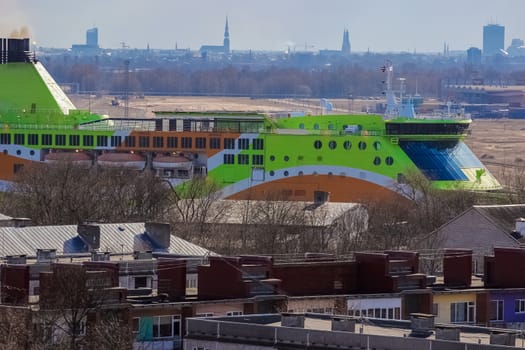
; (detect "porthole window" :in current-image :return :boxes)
[314,140,322,149]
[374,141,381,151]
[30,150,35,156]
[284,155,289,162]
[314,123,319,130]
[358,141,367,150]
[313,171,318,175]
[373,157,381,166]
[270,155,275,161]
[328,141,337,150]
[3,150,7,155]
[328,123,334,130]
[299,123,305,129]
[328,172,333,176]
[269,170,275,176]
[298,171,304,176]
[16,150,21,155]
[284,171,289,176]
[386,156,394,166]
[344,141,352,150]
[317,156,323,161]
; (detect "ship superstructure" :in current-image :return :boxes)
[0,38,500,201]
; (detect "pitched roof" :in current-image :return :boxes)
[0,222,211,258]
[175,199,363,227]
[473,204,525,233]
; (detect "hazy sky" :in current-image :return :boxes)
[3,0,525,52]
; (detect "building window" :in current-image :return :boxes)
[224,138,235,149]
[490,300,504,321]
[28,134,39,145]
[252,139,264,150]
[97,135,108,147]
[515,299,525,313]
[83,135,94,147]
[210,137,221,149]
[195,313,214,318]
[314,140,322,149]
[167,137,178,148]
[152,315,181,339]
[195,137,206,149]
[42,134,52,146]
[433,303,439,316]
[132,317,140,335]
[110,136,122,147]
[238,154,249,165]
[226,311,243,316]
[124,136,136,147]
[55,135,66,146]
[0,133,10,145]
[153,136,164,148]
[252,154,263,165]
[14,134,25,145]
[69,135,80,147]
[238,138,249,150]
[450,302,475,323]
[139,136,150,148]
[181,137,192,149]
[134,276,151,289]
[224,154,235,164]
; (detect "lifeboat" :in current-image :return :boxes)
[44,152,92,167]
[152,155,192,170]
[97,152,146,170]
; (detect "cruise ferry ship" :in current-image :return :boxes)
[0,38,500,202]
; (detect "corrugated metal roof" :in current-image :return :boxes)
[0,222,210,258]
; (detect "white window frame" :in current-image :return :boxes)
[490,300,504,321]
[450,301,475,324]
[152,315,181,339]
[515,299,525,313]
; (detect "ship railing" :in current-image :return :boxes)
[0,123,79,131]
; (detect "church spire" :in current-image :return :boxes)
[341,29,351,55]
[223,16,230,54]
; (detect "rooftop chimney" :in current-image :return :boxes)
[36,249,56,263]
[145,222,170,250]
[313,191,330,205]
[91,251,111,262]
[77,223,100,250]
[409,313,434,338]
[133,251,153,260]
[6,255,27,264]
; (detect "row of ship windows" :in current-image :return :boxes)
[224,154,264,165]
[0,133,264,150]
[314,140,381,151]
[268,154,395,166]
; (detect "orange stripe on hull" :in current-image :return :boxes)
[227,175,403,202]
[0,154,36,181]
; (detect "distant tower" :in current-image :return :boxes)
[483,24,504,56]
[341,29,351,54]
[223,16,230,54]
[467,47,482,66]
[86,27,98,47]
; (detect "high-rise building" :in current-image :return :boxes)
[86,27,99,48]
[467,47,482,66]
[483,24,504,56]
[223,17,230,54]
[341,29,351,54]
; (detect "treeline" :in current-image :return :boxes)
[42,60,449,98]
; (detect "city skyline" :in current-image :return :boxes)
[3,0,525,53]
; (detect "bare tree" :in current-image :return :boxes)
[33,264,128,350]
[0,161,171,225]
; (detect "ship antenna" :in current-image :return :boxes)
[383,60,398,119]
